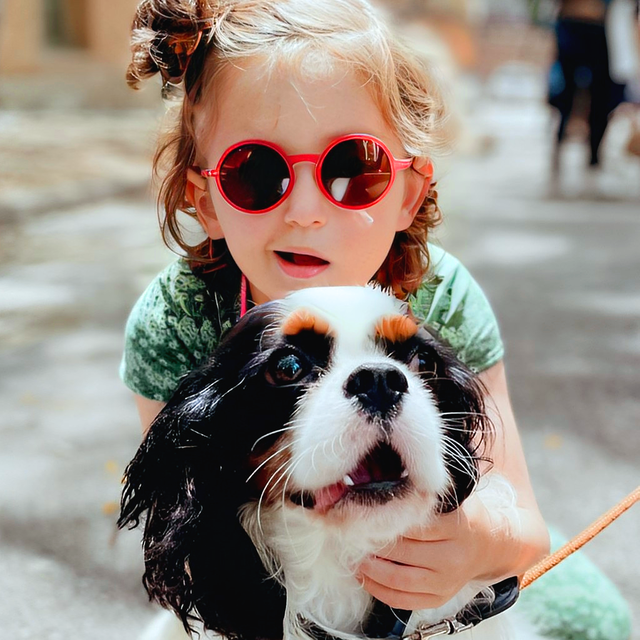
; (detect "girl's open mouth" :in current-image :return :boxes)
[275,251,330,278]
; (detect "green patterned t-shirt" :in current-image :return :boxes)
[118,249,633,640]
[120,244,504,402]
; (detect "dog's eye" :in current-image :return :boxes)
[266,351,308,385]
[408,350,437,377]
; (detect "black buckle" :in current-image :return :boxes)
[404,577,521,639]
[458,576,520,627]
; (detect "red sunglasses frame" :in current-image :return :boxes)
[200,133,413,214]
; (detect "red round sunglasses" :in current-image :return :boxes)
[199,134,413,214]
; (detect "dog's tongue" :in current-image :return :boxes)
[313,481,348,513]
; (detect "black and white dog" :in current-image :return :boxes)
[119,287,539,640]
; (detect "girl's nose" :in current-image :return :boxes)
[282,164,329,228]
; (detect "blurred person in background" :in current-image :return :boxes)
[548,0,639,178]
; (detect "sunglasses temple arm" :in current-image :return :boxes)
[201,169,219,177]
[395,158,413,171]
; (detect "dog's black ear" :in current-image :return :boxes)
[419,332,493,513]
[119,305,287,640]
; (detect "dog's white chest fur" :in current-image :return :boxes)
[238,478,543,640]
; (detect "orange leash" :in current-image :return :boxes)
[521,485,640,590]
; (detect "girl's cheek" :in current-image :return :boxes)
[353,210,374,226]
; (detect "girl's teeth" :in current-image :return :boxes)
[343,475,355,487]
[400,469,409,478]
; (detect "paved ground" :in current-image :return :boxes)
[0,89,638,639]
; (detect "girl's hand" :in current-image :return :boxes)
[357,491,517,610]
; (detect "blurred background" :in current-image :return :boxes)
[0,0,639,638]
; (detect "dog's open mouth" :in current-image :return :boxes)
[290,442,409,513]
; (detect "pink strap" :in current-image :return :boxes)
[240,273,248,318]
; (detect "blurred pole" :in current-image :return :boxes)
[86,0,138,67]
[0,0,45,72]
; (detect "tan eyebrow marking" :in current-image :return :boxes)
[281,309,331,336]
[375,314,418,342]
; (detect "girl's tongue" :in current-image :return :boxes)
[278,251,328,266]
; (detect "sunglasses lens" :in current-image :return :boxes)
[219,144,291,212]
[320,138,392,207]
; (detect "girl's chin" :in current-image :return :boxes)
[247,268,373,304]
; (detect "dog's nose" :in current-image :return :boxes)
[344,365,408,419]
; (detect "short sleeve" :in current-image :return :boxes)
[410,245,504,373]
[119,260,224,401]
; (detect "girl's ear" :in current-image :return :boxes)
[396,158,434,232]
[186,167,225,240]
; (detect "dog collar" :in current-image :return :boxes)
[301,577,520,640]
[402,577,520,639]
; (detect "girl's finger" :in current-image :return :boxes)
[371,538,451,569]
[358,572,451,611]
[358,556,436,594]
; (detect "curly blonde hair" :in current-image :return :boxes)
[128,0,453,297]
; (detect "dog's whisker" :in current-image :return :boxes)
[418,374,446,382]
[440,439,478,478]
[444,458,477,481]
[275,460,298,510]
[187,428,211,440]
[246,442,295,484]
[440,435,475,455]
[257,454,298,534]
[254,448,314,583]
[183,377,222,403]
[251,423,300,451]
[294,440,326,490]
[437,419,486,433]
[329,434,339,460]
[211,374,250,406]
[310,440,321,475]
[337,431,346,455]
[280,453,305,507]
[271,455,303,494]
[279,453,311,554]
[261,446,311,500]
[439,410,490,420]
[441,432,476,454]
[389,607,408,626]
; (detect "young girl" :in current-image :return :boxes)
[120,1,631,638]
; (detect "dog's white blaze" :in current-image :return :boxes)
[281,287,452,497]
[290,350,449,498]
[283,286,407,355]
